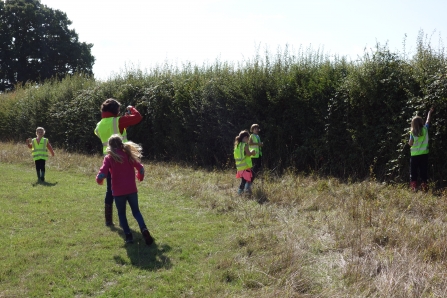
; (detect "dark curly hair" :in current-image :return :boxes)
[101,98,121,115]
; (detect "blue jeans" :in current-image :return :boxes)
[114,192,147,235]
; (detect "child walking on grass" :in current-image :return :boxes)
[96,134,154,246]
[26,127,55,182]
[409,107,434,192]
[234,130,256,195]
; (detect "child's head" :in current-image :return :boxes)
[106,134,142,163]
[101,98,121,115]
[108,134,124,151]
[234,130,250,147]
[250,124,260,133]
[411,116,424,137]
[36,127,45,136]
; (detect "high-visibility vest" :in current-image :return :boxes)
[234,142,252,171]
[31,138,49,161]
[94,117,128,155]
[249,134,262,158]
[410,126,429,156]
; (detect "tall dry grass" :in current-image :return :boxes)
[3,140,447,297]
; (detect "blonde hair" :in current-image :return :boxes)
[411,116,424,137]
[106,134,142,163]
[36,127,45,133]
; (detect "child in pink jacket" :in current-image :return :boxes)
[96,134,153,245]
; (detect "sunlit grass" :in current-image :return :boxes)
[1,141,447,297]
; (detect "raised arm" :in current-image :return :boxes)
[426,107,434,125]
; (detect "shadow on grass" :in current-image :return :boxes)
[112,228,172,271]
[252,188,269,205]
[32,180,58,187]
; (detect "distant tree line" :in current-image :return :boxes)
[0,0,94,92]
[1,34,446,186]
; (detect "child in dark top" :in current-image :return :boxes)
[96,134,153,246]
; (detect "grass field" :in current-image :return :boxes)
[2,141,447,297]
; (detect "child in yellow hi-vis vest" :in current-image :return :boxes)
[408,107,434,192]
[26,127,55,182]
[234,130,256,195]
[248,124,263,182]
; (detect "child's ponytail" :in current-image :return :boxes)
[411,116,424,137]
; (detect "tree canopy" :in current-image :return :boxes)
[0,0,95,91]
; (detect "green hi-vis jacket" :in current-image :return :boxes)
[95,117,128,155]
[249,134,262,158]
[234,142,252,171]
[410,126,429,156]
[31,138,49,161]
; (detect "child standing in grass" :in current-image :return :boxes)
[408,107,434,192]
[26,127,55,182]
[96,134,153,246]
[248,124,263,182]
[234,130,256,195]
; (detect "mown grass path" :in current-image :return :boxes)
[0,163,244,297]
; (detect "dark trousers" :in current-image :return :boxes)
[35,159,45,176]
[410,154,428,183]
[105,172,114,205]
[239,177,247,190]
[251,157,262,182]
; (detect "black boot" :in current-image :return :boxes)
[141,228,154,246]
[125,233,133,244]
[105,204,114,226]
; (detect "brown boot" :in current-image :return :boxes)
[421,182,429,192]
[105,203,114,226]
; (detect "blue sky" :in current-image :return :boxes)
[40,0,447,81]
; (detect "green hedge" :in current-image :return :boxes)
[1,38,446,185]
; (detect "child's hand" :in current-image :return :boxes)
[96,173,106,185]
[136,168,144,181]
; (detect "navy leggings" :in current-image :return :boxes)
[410,154,428,183]
[35,159,45,175]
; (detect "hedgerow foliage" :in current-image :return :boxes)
[1,33,446,184]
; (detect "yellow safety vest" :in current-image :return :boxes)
[234,142,252,171]
[249,134,262,158]
[410,126,429,156]
[31,138,48,161]
[94,117,128,155]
